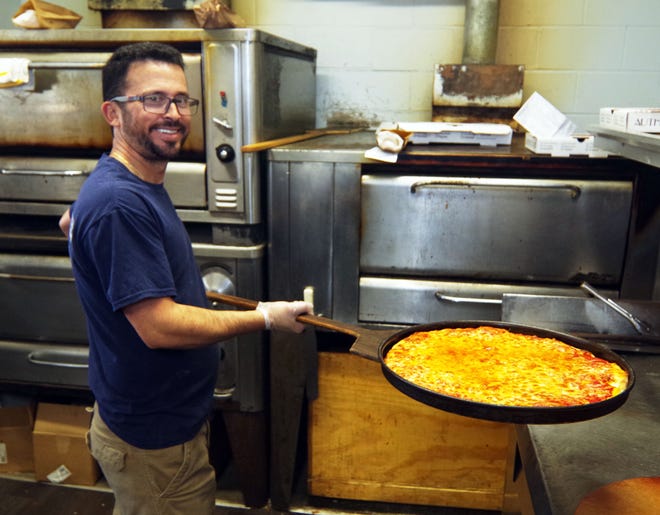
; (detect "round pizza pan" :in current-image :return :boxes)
[378,320,636,424]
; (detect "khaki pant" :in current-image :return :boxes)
[88,405,216,515]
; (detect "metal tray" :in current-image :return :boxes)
[379,321,635,424]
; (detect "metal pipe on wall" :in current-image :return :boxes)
[462,0,500,64]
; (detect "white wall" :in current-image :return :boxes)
[2,0,658,129]
[232,0,660,129]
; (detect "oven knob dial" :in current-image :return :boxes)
[201,267,236,310]
[215,144,235,163]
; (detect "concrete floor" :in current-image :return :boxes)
[0,473,497,515]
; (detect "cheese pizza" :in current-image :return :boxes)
[384,326,628,407]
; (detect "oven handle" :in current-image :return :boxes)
[1,169,88,177]
[0,272,73,283]
[28,350,88,369]
[410,180,582,199]
[28,62,104,70]
[435,292,503,305]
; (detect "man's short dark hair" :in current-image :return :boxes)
[103,42,185,101]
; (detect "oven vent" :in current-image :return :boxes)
[432,0,524,125]
[214,187,239,210]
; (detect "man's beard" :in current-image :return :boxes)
[121,109,189,161]
[140,122,188,161]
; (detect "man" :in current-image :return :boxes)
[60,42,312,515]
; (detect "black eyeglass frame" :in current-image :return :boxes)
[110,94,200,116]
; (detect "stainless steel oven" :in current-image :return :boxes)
[0,28,316,508]
[0,25,317,400]
[267,132,645,323]
[0,28,317,225]
[265,131,654,509]
[0,192,269,505]
[357,173,631,324]
[0,233,265,408]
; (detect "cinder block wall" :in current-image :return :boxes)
[234,0,660,129]
[2,1,657,129]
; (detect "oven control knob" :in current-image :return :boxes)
[215,144,235,163]
[202,268,236,310]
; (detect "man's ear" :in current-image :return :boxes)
[101,101,121,127]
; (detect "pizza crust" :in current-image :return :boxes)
[384,326,628,408]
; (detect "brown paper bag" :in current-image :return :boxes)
[193,0,246,29]
[13,0,82,30]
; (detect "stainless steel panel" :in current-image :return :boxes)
[0,244,266,410]
[267,159,361,321]
[162,162,207,208]
[0,158,95,204]
[360,175,633,285]
[203,37,316,222]
[0,158,206,209]
[0,341,89,387]
[501,294,657,336]
[359,276,588,325]
[0,254,86,343]
[592,126,660,169]
[0,29,317,54]
[0,52,204,153]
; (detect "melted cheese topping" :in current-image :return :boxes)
[384,326,628,407]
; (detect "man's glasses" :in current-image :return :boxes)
[110,94,200,116]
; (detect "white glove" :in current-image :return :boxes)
[256,301,313,333]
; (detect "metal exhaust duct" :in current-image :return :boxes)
[462,0,500,64]
[432,0,523,124]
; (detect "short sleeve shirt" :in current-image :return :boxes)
[68,154,218,449]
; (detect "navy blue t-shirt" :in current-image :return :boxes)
[68,154,218,449]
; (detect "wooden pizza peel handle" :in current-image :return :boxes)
[206,292,389,361]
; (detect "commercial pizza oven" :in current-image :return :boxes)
[267,132,648,326]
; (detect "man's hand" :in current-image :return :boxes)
[59,208,71,237]
[256,301,313,333]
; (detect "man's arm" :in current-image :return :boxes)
[124,296,312,349]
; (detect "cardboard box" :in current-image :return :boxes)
[524,132,594,157]
[32,403,100,486]
[514,92,601,157]
[600,107,660,133]
[381,121,513,146]
[0,404,35,473]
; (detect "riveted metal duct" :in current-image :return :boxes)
[462,0,500,64]
[432,0,524,124]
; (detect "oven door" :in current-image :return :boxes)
[0,157,208,214]
[0,253,89,386]
[0,243,266,411]
[359,276,619,325]
[360,175,633,285]
[0,51,203,154]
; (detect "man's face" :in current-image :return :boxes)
[114,60,192,161]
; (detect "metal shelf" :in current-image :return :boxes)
[591,126,660,168]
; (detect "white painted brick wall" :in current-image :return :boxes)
[234,0,660,129]
[2,0,657,129]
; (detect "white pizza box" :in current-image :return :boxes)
[524,132,594,157]
[514,92,599,157]
[378,121,513,147]
[599,107,660,133]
